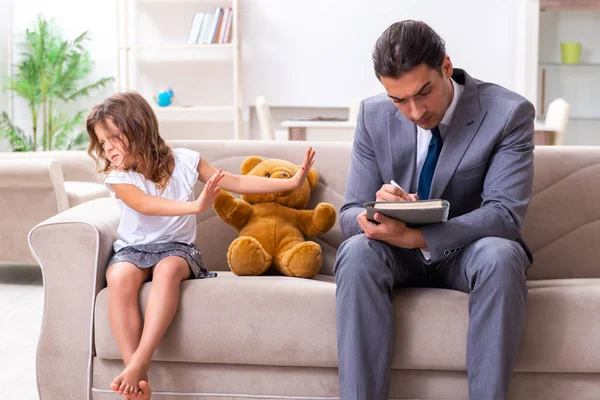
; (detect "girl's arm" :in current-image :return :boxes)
[197,147,315,194]
[110,170,224,216]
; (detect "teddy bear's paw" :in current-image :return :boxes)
[278,241,323,278]
[213,191,237,217]
[313,203,337,233]
[227,236,272,276]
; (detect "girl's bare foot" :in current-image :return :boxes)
[136,380,151,399]
[126,374,149,400]
[110,358,149,397]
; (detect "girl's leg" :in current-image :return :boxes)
[106,262,152,396]
[112,256,191,397]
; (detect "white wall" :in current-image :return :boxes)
[514,0,540,111]
[10,0,117,145]
[242,0,525,108]
[0,0,11,151]
[8,0,540,144]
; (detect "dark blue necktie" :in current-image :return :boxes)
[417,126,442,200]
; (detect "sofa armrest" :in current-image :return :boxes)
[28,197,120,400]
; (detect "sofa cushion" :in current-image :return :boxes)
[64,181,110,208]
[95,272,338,367]
[94,273,600,373]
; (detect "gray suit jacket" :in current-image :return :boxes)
[340,69,535,263]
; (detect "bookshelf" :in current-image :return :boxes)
[538,9,600,128]
[115,0,243,139]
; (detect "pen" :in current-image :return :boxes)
[390,180,413,201]
[390,180,402,189]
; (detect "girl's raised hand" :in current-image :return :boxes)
[195,169,224,213]
[292,147,315,187]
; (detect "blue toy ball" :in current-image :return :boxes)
[156,89,174,107]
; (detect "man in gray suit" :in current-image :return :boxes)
[335,20,535,400]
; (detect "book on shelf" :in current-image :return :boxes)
[363,199,450,226]
[186,7,234,45]
[187,12,205,44]
[198,12,213,44]
[208,8,223,44]
[220,8,233,44]
[216,8,231,43]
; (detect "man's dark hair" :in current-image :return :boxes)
[372,20,446,80]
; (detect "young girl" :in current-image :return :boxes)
[86,91,316,399]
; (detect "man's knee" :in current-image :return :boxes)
[465,237,528,288]
[334,234,392,281]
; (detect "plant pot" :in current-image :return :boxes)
[560,42,581,64]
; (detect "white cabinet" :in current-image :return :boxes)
[116,0,243,139]
[538,8,600,144]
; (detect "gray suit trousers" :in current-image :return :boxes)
[334,235,531,400]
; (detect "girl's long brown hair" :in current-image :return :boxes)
[86,91,173,191]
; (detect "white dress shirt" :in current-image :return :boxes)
[415,78,464,260]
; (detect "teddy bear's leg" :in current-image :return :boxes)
[275,241,322,278]
[227,236,272,276]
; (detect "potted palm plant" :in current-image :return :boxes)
[1,15,113,151]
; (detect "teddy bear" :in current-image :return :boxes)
[213,156,337,278]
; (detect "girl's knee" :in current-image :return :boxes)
[107,263,147,291]
[153,257,190,282]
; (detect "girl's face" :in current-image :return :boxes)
[95,119,130,170]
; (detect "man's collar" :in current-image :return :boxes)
[440,78,464,130]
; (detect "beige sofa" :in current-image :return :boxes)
[1,151,109,264]
[29,140,600,400]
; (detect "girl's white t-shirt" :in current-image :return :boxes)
[104,148,200,253]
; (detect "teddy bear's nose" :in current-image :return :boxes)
[280,172,289,178]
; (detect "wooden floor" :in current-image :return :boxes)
[0,264,44,399]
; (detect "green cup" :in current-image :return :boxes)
[561,42,582,64]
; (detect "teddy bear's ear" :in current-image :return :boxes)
[307,168,319,189]
[241,156,264,175]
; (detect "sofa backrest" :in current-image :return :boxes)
[0,151,101,183]
[170,141,600,280]
[0,158,69,264]
[169,140,350,276]
[522,146,600,280]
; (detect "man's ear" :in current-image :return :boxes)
[442,55,453,79]
[307,168,319,189]
[241,156,263,175]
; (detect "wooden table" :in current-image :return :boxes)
[533,121,558,145]
[280,120,357,141]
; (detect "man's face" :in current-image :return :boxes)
[380,56,453,130]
